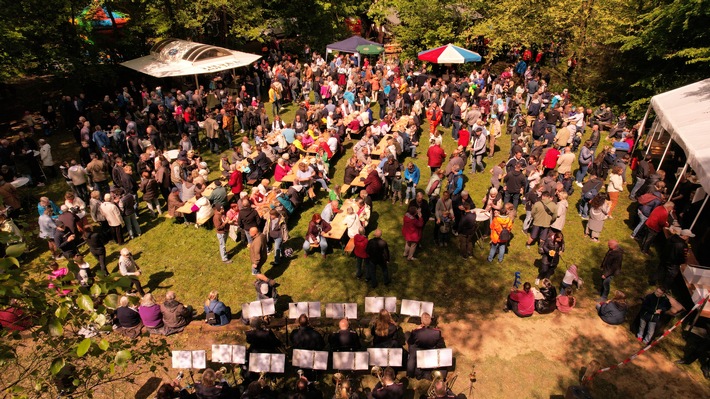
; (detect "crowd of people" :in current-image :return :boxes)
[1,42,708,395]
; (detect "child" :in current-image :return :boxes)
[74,254,93,287]
[439,210,453,246]
[391,171,403,205]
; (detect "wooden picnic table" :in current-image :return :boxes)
[255,189,280,217]
[176,181,218,215]
[392,115,411,132]
[265,131,283,146]
[321,199,358,240]
[350,160,381,188]
[371,134,393,158]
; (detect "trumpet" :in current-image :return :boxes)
[427,371,458,398]
[333,372,344,395]
[370,366,383,385]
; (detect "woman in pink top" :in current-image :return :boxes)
[505,282,535,317]
[47,261,71,296]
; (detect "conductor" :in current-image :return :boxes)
[406,313,446,379]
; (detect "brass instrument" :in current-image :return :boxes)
[333,372,344,397]
[427,371,458,398]
[370,366,383,385]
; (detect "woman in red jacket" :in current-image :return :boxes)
[228,164,243,195]
[505,282,535,317]
[353,228,369,279]
[426,142,446,174]
[402,205,424,261]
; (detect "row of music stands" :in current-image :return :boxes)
[172,346,452,373]
[241,296,434,319]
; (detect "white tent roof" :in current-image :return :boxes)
[120,39,261,78]
[650,78,710,193]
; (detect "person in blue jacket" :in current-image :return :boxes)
[204,290,231,326]
[404,162,420,203]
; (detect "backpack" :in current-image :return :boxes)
[583,188,598,201]
[499,226,512,243]
[205,304,218,325]
[637,193,659,206]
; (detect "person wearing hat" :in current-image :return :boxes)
[660,228,694,290]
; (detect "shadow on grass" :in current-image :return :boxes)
[134,376,162,399]
[146,270,174,292]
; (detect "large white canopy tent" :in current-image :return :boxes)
[637,78,710,231]
[120,38,262,84]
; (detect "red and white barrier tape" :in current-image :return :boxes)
[593,295,709,378]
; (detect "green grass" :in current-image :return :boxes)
[17,100,707,398]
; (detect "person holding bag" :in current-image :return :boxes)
[536,231,565,285]
[118,247,145,296]
[302,213,331,258]
[488,208,513,263]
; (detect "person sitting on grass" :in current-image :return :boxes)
[203,290,231,327]
[534,279,557,314]
[556,287,576,313]
[504,282,535,318]
[138,293,165,335]
[596,290,628,325]
[114,295,143,338]
[160,291,192,335]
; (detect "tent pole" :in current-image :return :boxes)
[194,74,199,90]
[657,136,673,170]
[633,106,651,154]
[690,194,709,231]
[668,162,688,198]
[645,120,660,157]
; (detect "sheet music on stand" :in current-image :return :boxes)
[241,298,276,319]
[332,351,370,370]
[288,302,322,319]
[364,297,397,313]
[292,349,329,370]
[367,348,403,367]
[416,348,452,369]
[399,299,434,317]
[172,350,207,369]
[211,344,247,364]
[248,353,286,373]
[325,303,358,319]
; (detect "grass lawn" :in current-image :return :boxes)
[15,99,710,399]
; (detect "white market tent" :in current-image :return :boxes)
[121,38,261,79]
[639,78,710,230]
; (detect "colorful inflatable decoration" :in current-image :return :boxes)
[75,1,130,32]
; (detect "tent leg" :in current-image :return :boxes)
[194,74,199,90]
[657,135,673,170]
[690,194,709,231]
[633,106,651,154]
[645,120,660,157]
[668,162,688,199]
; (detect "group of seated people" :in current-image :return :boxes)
[503,278,577,317]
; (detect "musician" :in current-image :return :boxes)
[423,380,456,399]
[333,378,358,399]
[291,314,326,350]
[406,313,446,379]
[369,367,404,399]
[371,309,399,348]
[246,317,283,353]
[242,379,276,399]
[329,318,362,351]
[290,376,323,399]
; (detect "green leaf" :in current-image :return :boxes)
[98,339,110,351]
[115,350,131,366]
[72,378,80,386]
[48,318,63,337]
[77,338,91,357]
[103,294,119,309]
[77,294,94,312]
[50,358,65,375]
[90,284,101,297]
[55,305,68,320]
[94,313,107,326]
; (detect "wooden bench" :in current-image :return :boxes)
[340,184,351,194]
[196,209,214,226]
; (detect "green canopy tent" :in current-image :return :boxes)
[356,44,384,55]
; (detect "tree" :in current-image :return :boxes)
[0,252,169,398]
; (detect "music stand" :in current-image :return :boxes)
[248,353,286,373]
[325,303,357,319]
[292,349,329,370]
[399,299,434,317]
[241,298,277,320]
[211,344,247,364]
[364,297,397,313]
[416,348,453,369]
[367,348,404,367]
[288,302,322,319]
[332,351,370,371]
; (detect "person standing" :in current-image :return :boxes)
[576,140,594,187]
[118,248,145,296]
[599,240,623,301]
[366,229,391,288]
[606,165,624,218]
[660,229,693,290]
[263,209,288,266]
[100,193,124,244]
[402,206,424,261]
[636,287,671,345]
[403,162,420,203]
[525,191,557,248]
[488,208,513,263]
[536,231,565,285]
[503,163,526,208]
[458,205,476,259]
[249,226,267,277]
[639,201,674,255]
[426,142,446,175]
[213,205,232,264]
[630,155,653,200]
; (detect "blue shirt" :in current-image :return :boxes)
[404,166,420,185]
[282,128,296,144]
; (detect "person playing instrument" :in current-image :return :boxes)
[424,379,456,399]
[371,309,399,348]
[329,318,361,351]
[370,366,404,399]
[291,314,325,350]
[406,313,446,379]
[291,374,323,399]
[246,317,283,353]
